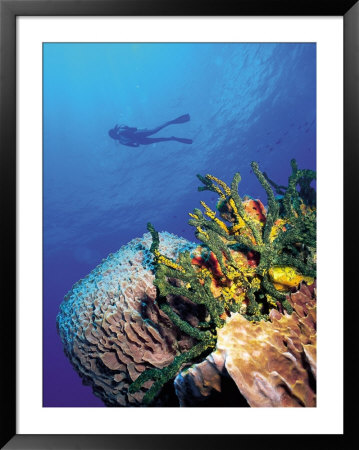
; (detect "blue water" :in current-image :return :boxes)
[43,43,316,406]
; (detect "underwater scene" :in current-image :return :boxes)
[44,43,316,407]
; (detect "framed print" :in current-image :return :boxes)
[1,0,357,448]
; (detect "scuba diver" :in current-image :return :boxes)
[108,114,193,147]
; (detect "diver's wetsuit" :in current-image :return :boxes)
[108,114,193,147]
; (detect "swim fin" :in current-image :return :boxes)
[172,137,193,144]
[170,114,190,124]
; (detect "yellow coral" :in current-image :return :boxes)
[227,198,263,246]
[266,294,277,308]
[214,218,229,234]
[196,227,209,240]
[230,223,245,234]
[201,201,216,219]
[188,212,199,220]
[230,252,256,276]
[221,282,245,306]
[269,219,287,243]
[206,174,231,197]
[268,266,314,291]
[225,267,244,281]
[228,198,243,225]
[224,263,253,284]
[154,250,185,273]
[250,276,261,291]
[200,201,230,233]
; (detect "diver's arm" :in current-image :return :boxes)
[121,126,138,133]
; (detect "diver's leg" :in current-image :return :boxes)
[171,136,193,144]
[138,137,174,144]
[136,124,173,138]
[138,114,191,137]
[139,136,192,145]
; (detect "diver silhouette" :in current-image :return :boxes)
[108,114,193,147]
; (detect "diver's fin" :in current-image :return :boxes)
[172,137,193,144]
[170,114,190,124]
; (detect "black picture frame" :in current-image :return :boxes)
[1,1,356,448]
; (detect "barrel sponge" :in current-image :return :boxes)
[174,282,316,407]
[215,282,316,407]
[57,232,197,406]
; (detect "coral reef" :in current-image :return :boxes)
[57,232,198,406]
[175,282,316,407]
[58,159,316,407]
[129,160,316,404]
